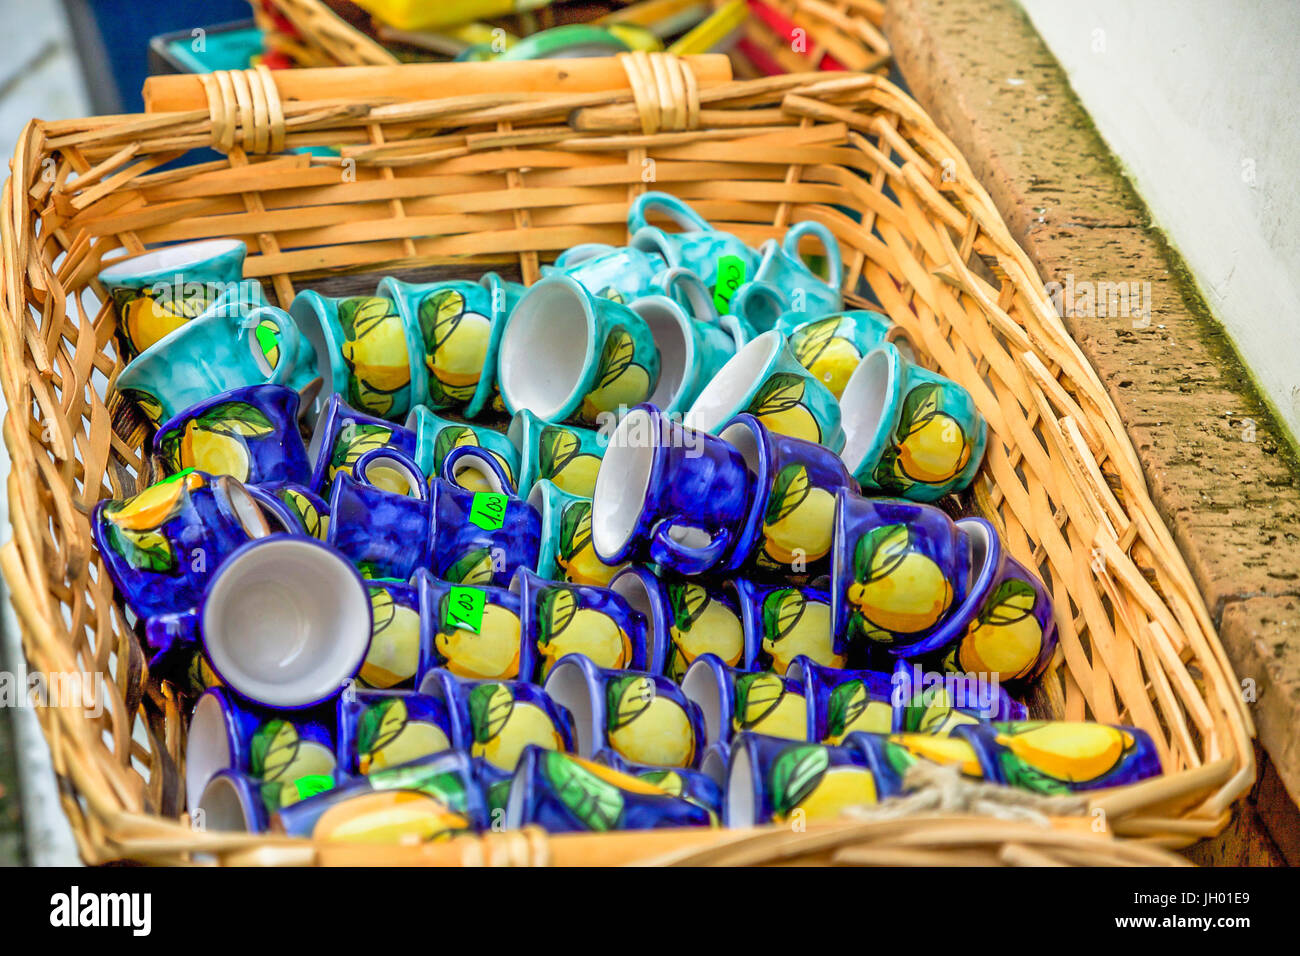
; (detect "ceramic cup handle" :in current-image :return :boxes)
[655,267,719,324]
[554,243,617,269]
[629,193,712,234]
[242,305,302,384]
[354,447,431,501]
[782,221,845,292]
[647,518,732,576]
[441,444,516,496]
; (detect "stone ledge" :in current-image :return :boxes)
[885,0,1300,810]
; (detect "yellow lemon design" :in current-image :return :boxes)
[748,373,822,444]
[419,289,491,406]
[606,675,695,768]
[359,588,421,688]
[357,699,451,775]
[469,682,563,771]
[159,400,276,484]
[761,588,843,673]
[847,524,952,639]
[536,589,632,678]
[889,733,984,776]
[875,384,971,492]
[250,720,336,789]
[179,421,250,481]
[328,422,393,485]
[957,579,1045,680]
[665,583,745,681]
[790,317,863,399]
[106,471,204,532]
[579,328,652,423]
[312,791,470,844]
[733,673,807,740]
[794,767,878,821]
[823,679,893,744]
[556,502,622,587]
[435,602,521,680]
[340,297,411,393]
[762,464,837,566]
[768,744,877,822]
[121,294,194,357]
[539,427,602,497]
[997,722,1133,783]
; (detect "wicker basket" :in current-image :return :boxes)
[250,0,891,77]
[0,53,1252,866]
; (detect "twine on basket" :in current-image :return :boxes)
[619,52,701,135]
[845,762,1090,825]
[198,65,287,154]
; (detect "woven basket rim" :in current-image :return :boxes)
[0,56,1253,865]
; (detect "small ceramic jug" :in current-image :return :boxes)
[508,408,608,499]
[409,404,519,490]
[722,732,883,826]
[777,309,915,400]
[440,444,518,495]
[528,479,627,586]
[680,654,810,747]
[413,569,527,682]
[541,243,669,304]
[336,688,463,775]
[628,293,740,415]
[729,220,845,331]
[308,392,420,495]
[428,452,541,587]
[326,449,434,581]
[194,770,271,833]
[247,482,330,541]
[955,721,1161,793]
[731,578,846,674]
[626,192,760,295]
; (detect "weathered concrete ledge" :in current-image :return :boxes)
[885,0,1300,863]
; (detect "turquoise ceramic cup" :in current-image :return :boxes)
[526,479,627,587]
[407,404,520,491]
[289,290,420,423]
[627,192,760,294]
[380,272,523,418]
[507,409,609,500]
[655,266,757,344]
[776,309,916,400]
[684,329,845,453]
[98,238,247,363]
[496,274,661,427]
[628,294,740,416]
[116,304,315,427]
[730,221,845,331]
[541,244,668,304]
[839,342,987,501]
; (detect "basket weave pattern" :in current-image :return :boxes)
[0,55,1252,864]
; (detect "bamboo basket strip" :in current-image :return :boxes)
[0,55,1252,865]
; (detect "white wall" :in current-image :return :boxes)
[1020,0,1300,444]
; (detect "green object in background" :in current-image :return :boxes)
[458,24,644,62]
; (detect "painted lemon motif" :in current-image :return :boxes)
[790,317,863,399]
[539,427,602,497]
[606,675,695,768]
[579,328,652,424]
[556,501,622,587]
[540,751,669,832]
[433,426,516,490]
[762,464,837,566]
[823,679,893,744]
[249,720,337,799]
[443,546,498,586]
[874,384,971,492]
[957,579,1045,680]
[761,588,843,673]
[277,487,327,539]
[359,587,421,688]
[159,400,275,484]
[733,672,807,740]
[101,471,205,573]
[419,289,491,407]
[312,790,470,844]
[434,600,521,679]
[665,583,745,681]
[846,524,952,641]
[535,588,632,678]
[329,421,394,485]
[338,296,410,416]
[768,744,877,822]
[887,733,984,776]
[121,388,165,426]
[356,698,451,774]
[996,722,1133,783]
[114,288,210,360]
[469,682,563,770]
[747,373,821,444]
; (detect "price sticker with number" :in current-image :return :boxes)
[469,492,508,531]
[293,774,335,801]
[444,585,486,634]
[712,254,748,313]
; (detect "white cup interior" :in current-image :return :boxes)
[718,419,760,477]
[196,774,254,832]
[684,331,781,433]
[288,295,335,405]
[543,659,596,756]
[726,745,756,826]
[498,280,592,421]
[98,238,243,281]
[699,745,729,785]
[202,538,370,708]
[632,298,692,410]
[591,408,655,559]
[839,348,895,469]
[609,570,659,656]
[448,450,508,494]
[221,478,273,539]
[360,451,423,497]
[680,660,724,744]
[185,693,231,815]
[306,397,336,467]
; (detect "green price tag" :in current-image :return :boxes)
[294,774,334,801]
[445,586,486,633]
[254,322,280,360]
[469,492,508,531]
[712,254,748,313]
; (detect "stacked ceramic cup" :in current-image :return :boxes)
[93,201,1161,844]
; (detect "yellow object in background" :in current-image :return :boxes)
[605,24,664,53]
[352,0,554,32]
[668,0,748,55]
[597,0,712,38]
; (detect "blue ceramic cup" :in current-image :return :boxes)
[731,578,846,674]
[589,404,754,574]
[715,412,856,579]
[544,655,706,769]
[428,456,541,587]
[354,579,424,690]
[116,304,315,427]
[685,329,845,452]
[505,745,714,833]
[327,449,434,581]
[496,274,661,426]
[680,654,811,748]
[194,770,272,833]
[839,342,987,501]
[336,688,462,775]
[830,490,971,655]
[724,732,882,826]
[185,686,336,816]
[419,670,575,772]
[247,482,330,541]
[414,570,527,682]
[98,238,247,363]
[91,471,271,664]
[307,392,419,495]
[154,384,311,488]
[513,567,660,680]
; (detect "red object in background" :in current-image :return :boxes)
[261,49,295,69]
[747,0,846,71]
[260,0,300,37]
[736,37,785,76]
